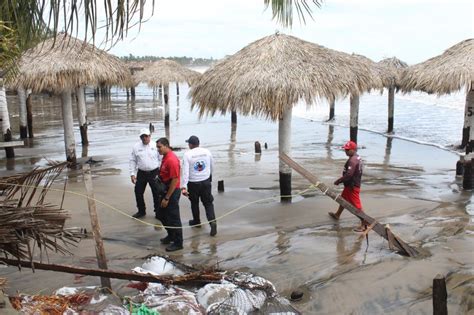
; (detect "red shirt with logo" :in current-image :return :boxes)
[160,150,181,189]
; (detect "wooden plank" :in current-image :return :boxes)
[82,164,111,290]
[279,153,418,257]
[0,141,24,148]
[433,274,448,315]
[0,258,222,285]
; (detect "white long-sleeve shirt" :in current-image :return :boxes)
[129,141,162,176]
[182,147,214,187]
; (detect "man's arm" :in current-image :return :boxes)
[334,157,357,185]
[181,152,190,189]
[129,148,138,184]
[161,177,178,207]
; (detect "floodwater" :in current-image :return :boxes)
[0,83,473,314]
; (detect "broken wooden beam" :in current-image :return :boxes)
[279,153,419,257]
[0,258,223,285]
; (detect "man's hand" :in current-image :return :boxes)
[181,187,189,197]
[160,198,169,208]
[334,179,340,185]
[131,175,137,184]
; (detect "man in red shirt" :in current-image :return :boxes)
[156,137,183,252]
[328,140,366,232]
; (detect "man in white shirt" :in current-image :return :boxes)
[181,135,217,236]
[129,128,162,219]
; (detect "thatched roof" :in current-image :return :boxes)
[191,34,382,121]
[352,53,393,88]
[400,38,473,95]
[378,57,408,88]
[134,59,202,87]
[10,33,131,93]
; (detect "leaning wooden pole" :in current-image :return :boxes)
[83,164,112,290]
[0,258,222,285]
[279,153,419,257]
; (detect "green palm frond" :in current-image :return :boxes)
[0,22,20,81]
[264,0,322,28]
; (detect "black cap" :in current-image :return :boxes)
[185,135,200,145]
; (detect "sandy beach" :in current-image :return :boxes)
[0,86,473,314]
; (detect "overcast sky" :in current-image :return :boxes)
[108,0,473,64]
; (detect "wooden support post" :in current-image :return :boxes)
[279,153,419,257]
[218,180,225,192]
[231,111,237,125]
[164,84,170,128]
[255,141,262,154]
[0,258,222,285]
[433,274,448,315]
[463,159,472,190]
[83,164,112,290]
[26,93,34,138]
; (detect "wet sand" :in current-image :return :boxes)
[0,86,473,314]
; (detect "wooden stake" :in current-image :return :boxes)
[279,153,419,257]
[433,274,448,315]
[83,164,111,289]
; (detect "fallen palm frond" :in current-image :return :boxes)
[0,162,79,260]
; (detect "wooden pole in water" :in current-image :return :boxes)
[176,82,180,96]
[279,107,292,202]
[83,164,112,290]
[461,88,473,148]
[26,92,33,138]
[18,87,28,138]
[255,141,262,154]
[76,86,89,146]
[328,97,335,121]
[432,274,448,315]
[280,153,419,257]
[466,87,474,154]
[387,86,395,133]
[60,90,77,164]
[231,111,237,125]
[0,80,14,158]
[350,94,359,143]
[164,83,170,128]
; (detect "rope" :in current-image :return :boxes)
[0,181,321,230]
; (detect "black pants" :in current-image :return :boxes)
[134,168,160,214]
[187,178,215,224]
[156,189,183,245]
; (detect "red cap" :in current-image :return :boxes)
[342,140,357,150]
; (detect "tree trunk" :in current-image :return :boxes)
[350,94,360,143]
[231,111,237,124]
[328,98,335,121]
[387,86,395,133]
[164,83,170,128]
[464,87,474,152]
[18,87,28,138]
[76,86,89,145]
[0,81,14,158]
[279,106,292,203]
[61,90,76,164]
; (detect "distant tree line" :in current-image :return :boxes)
[120,54,216,66]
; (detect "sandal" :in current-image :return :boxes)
[353,226,366,232]
[328,212,339,220]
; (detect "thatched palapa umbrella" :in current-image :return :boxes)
[135,59,201,128]
[11,33,130,161]
[191,33,381,201]
[378,57,408,133]
[401,39,474,151]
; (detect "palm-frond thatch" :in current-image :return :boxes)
[378,57,408,88]
[9,33,131,93]
[352,53,393,89]
[134,59,202,87]
[400,38,474,95]
[191,34,383,121]
[0,162,79,260]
